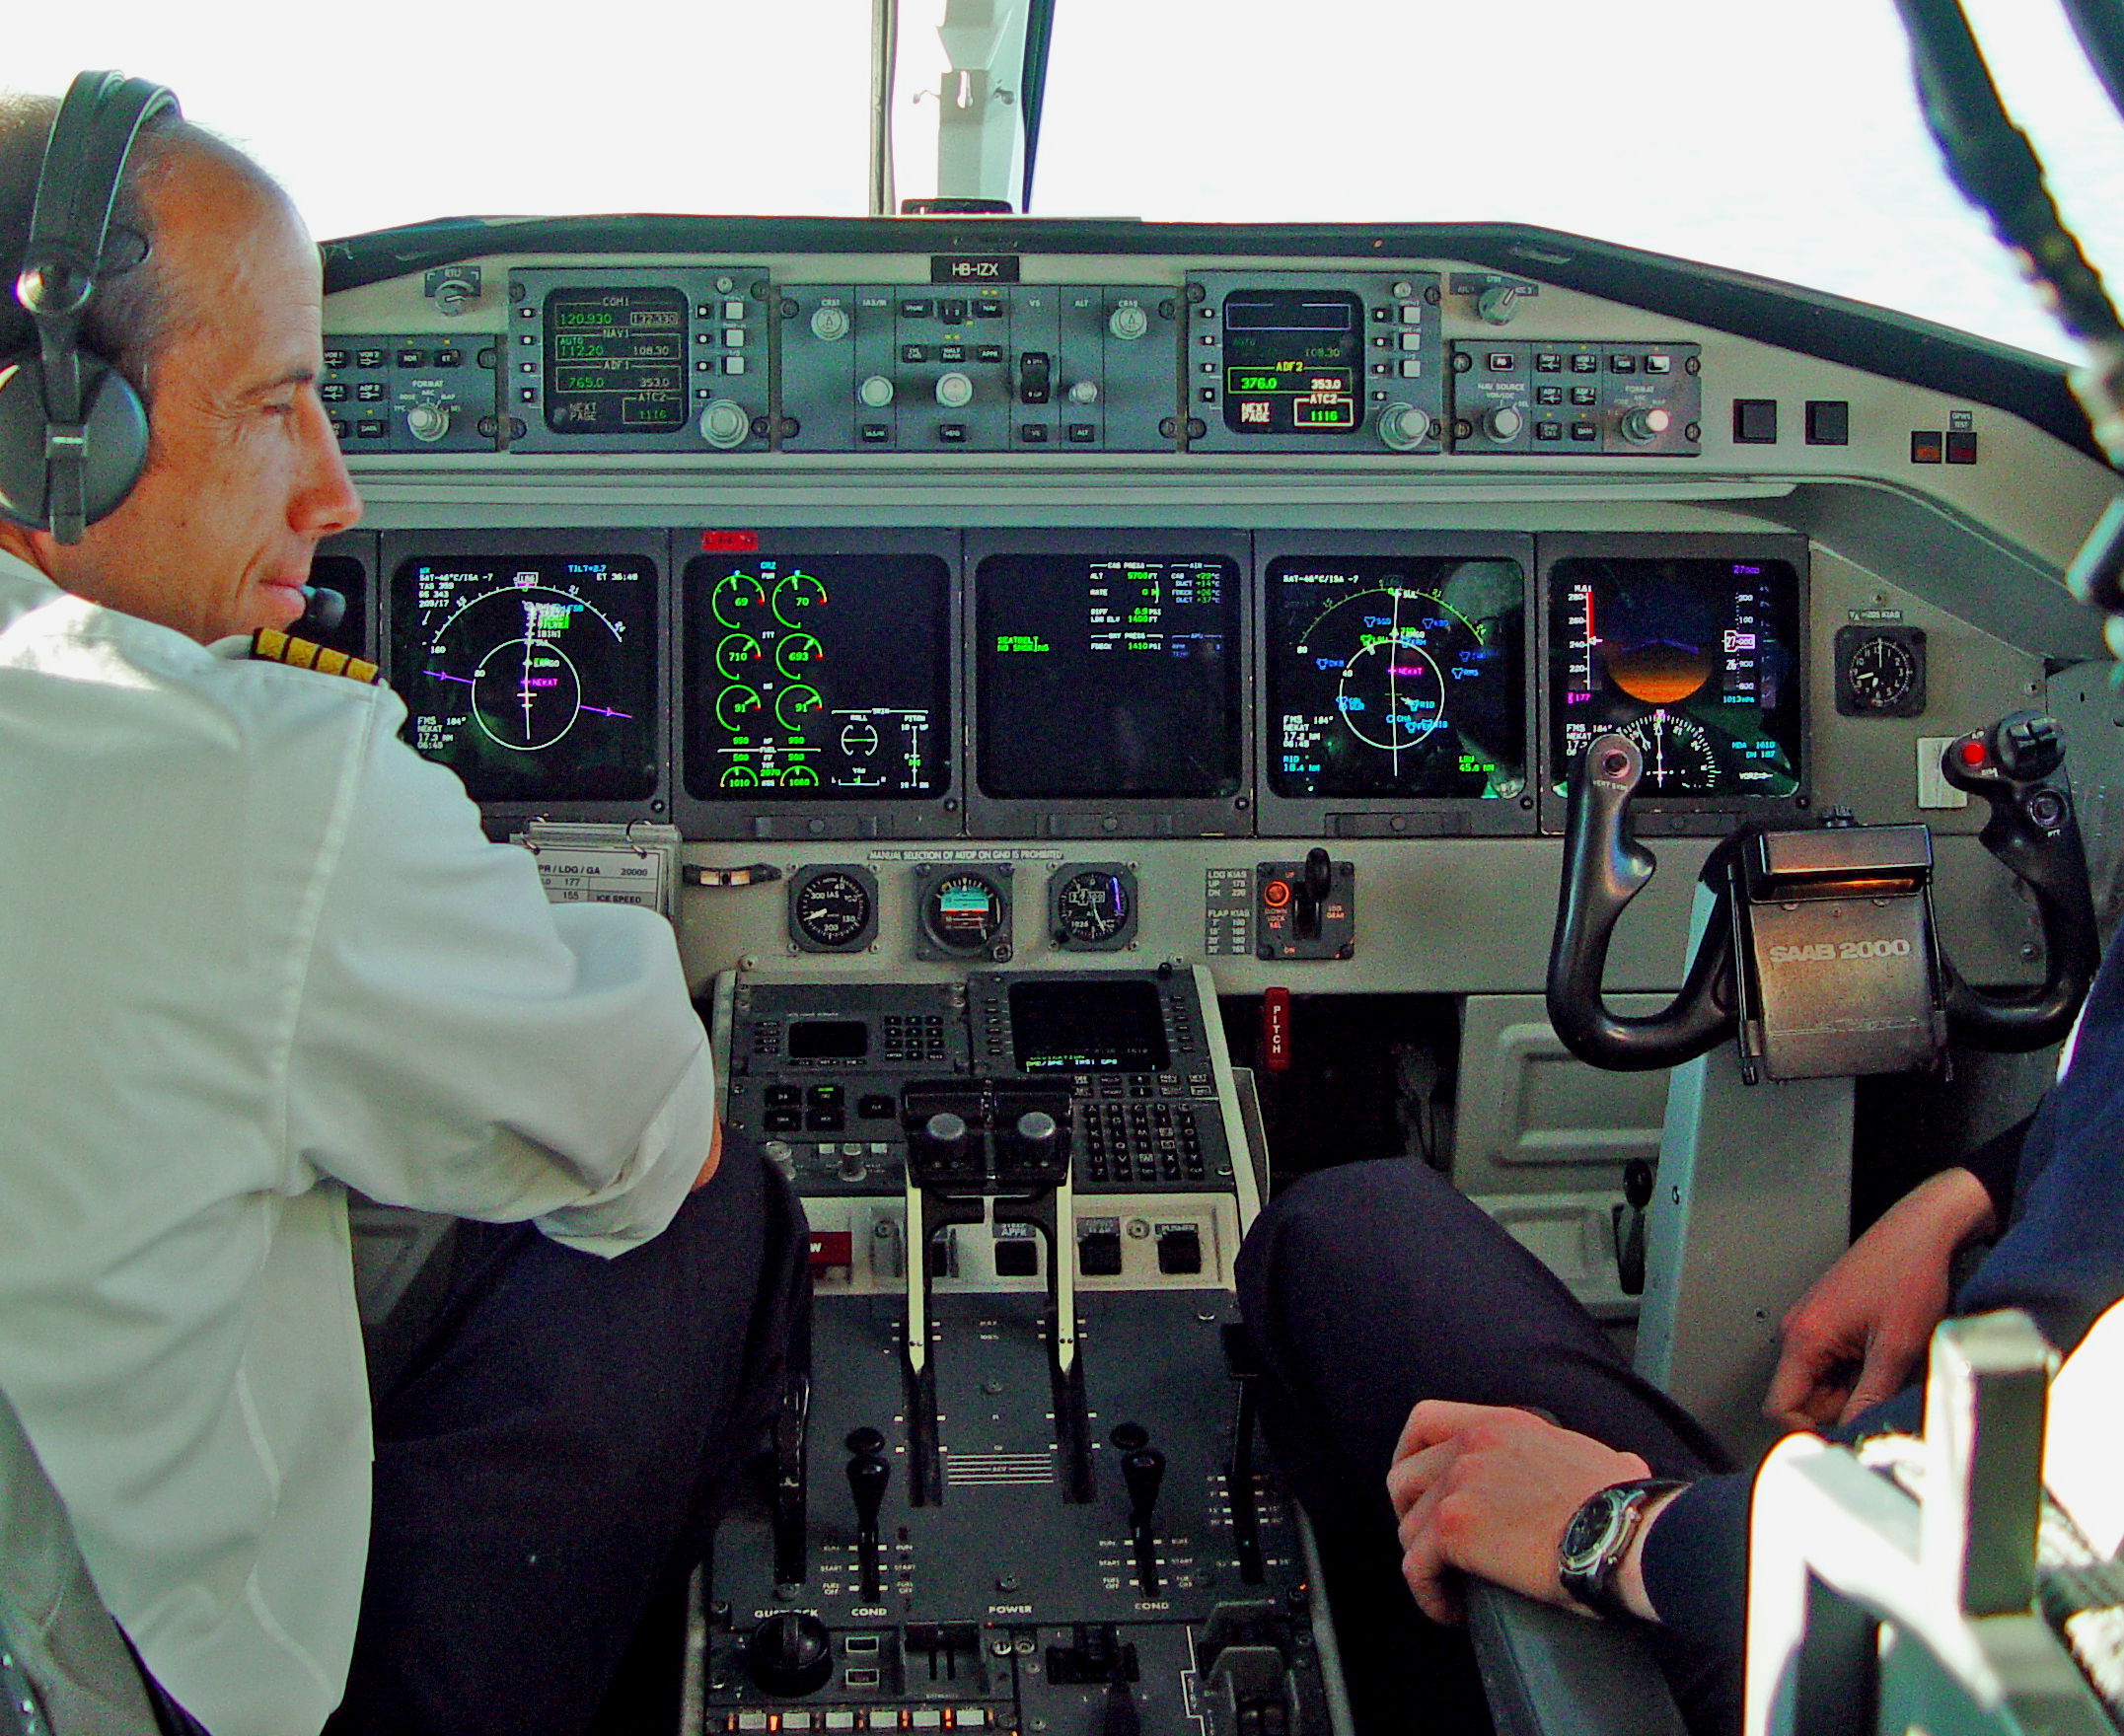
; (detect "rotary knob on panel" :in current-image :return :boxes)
[1376,402,1429,452]
[808,305,851,341]
[1619,406,1671,444]
[934,371,975,409]
[857,375,896,407]
[699,398,751,449]
[1108,304,1149,341]
[1483,405,1524,442]
[403,399,452,444]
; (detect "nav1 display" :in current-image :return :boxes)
[683,552,950,797]
[392,556,659,802]
[977,553,1241,799]
[543,287,688,434]
[1550,555,1802,797]
[1267,555,1525,798]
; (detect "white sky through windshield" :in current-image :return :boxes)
[10,0,2122,361]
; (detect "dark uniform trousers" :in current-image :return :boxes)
[1235,1158,1741,1736]
[149,1149,808,1736]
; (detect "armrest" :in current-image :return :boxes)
[1466,1582,1688,1736]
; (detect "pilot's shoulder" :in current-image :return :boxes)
[241,628,385,687]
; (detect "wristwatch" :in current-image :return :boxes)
[1557,1478,1687,1620]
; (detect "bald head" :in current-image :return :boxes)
[0,89,295,402]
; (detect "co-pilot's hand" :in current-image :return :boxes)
[1386,1400,1651,1625]
[1764,1166,1995,1431]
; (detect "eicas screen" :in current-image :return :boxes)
[977,552,1242,800]
[683,551,951,799]
[392,555,659,803]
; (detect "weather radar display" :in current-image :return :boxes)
[1549,555,1801,798]
[393,556,658,803]
[683,552,950,798]
[1267,555,1525,799]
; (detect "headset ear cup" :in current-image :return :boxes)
[76,353,151,526]
[0,346,150,532]
[0,351,48,529]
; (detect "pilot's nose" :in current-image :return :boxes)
[293,390,363,536]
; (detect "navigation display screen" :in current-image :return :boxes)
[1010,979,1170,1073]
[977,552,1241,800]
[392,556,659,802]
[683,552,950,799]
[1267,554,1526,799]
[1222,290,1363,435]
[1549,555,1802,798]
[543,286,688,434]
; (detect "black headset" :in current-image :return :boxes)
[0,70,179,543]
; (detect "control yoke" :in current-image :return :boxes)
[1548,712,2098,1078]
[1546,734,1737,1071]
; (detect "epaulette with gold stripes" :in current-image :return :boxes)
[249,628,382,686]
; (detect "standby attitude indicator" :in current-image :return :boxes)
[395,555,658,803]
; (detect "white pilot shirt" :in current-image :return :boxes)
[0,549,715,1736]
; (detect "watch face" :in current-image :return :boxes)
[1559,1486,1630,1571]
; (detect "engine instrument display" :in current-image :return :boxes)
[543,287,688,434]
[393,555,658,803]
[1549,555,1802,798]
[977,553,1241,799]
[1222,290,1364,435]
[1267,555,1526,799]
[683,552,949,799]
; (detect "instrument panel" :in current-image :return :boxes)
[312,219,2115,995]
[336,529,1815,837]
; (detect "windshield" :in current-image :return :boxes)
[12,0,2120,361]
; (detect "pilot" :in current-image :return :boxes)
[1241,896,2120,1728]
[0,83,805,1736]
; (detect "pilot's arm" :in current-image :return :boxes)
[285,686,715,1252]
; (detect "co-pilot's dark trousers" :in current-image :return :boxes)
[1235,1158,1739,1736]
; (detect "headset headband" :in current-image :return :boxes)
[11,71,178,541]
